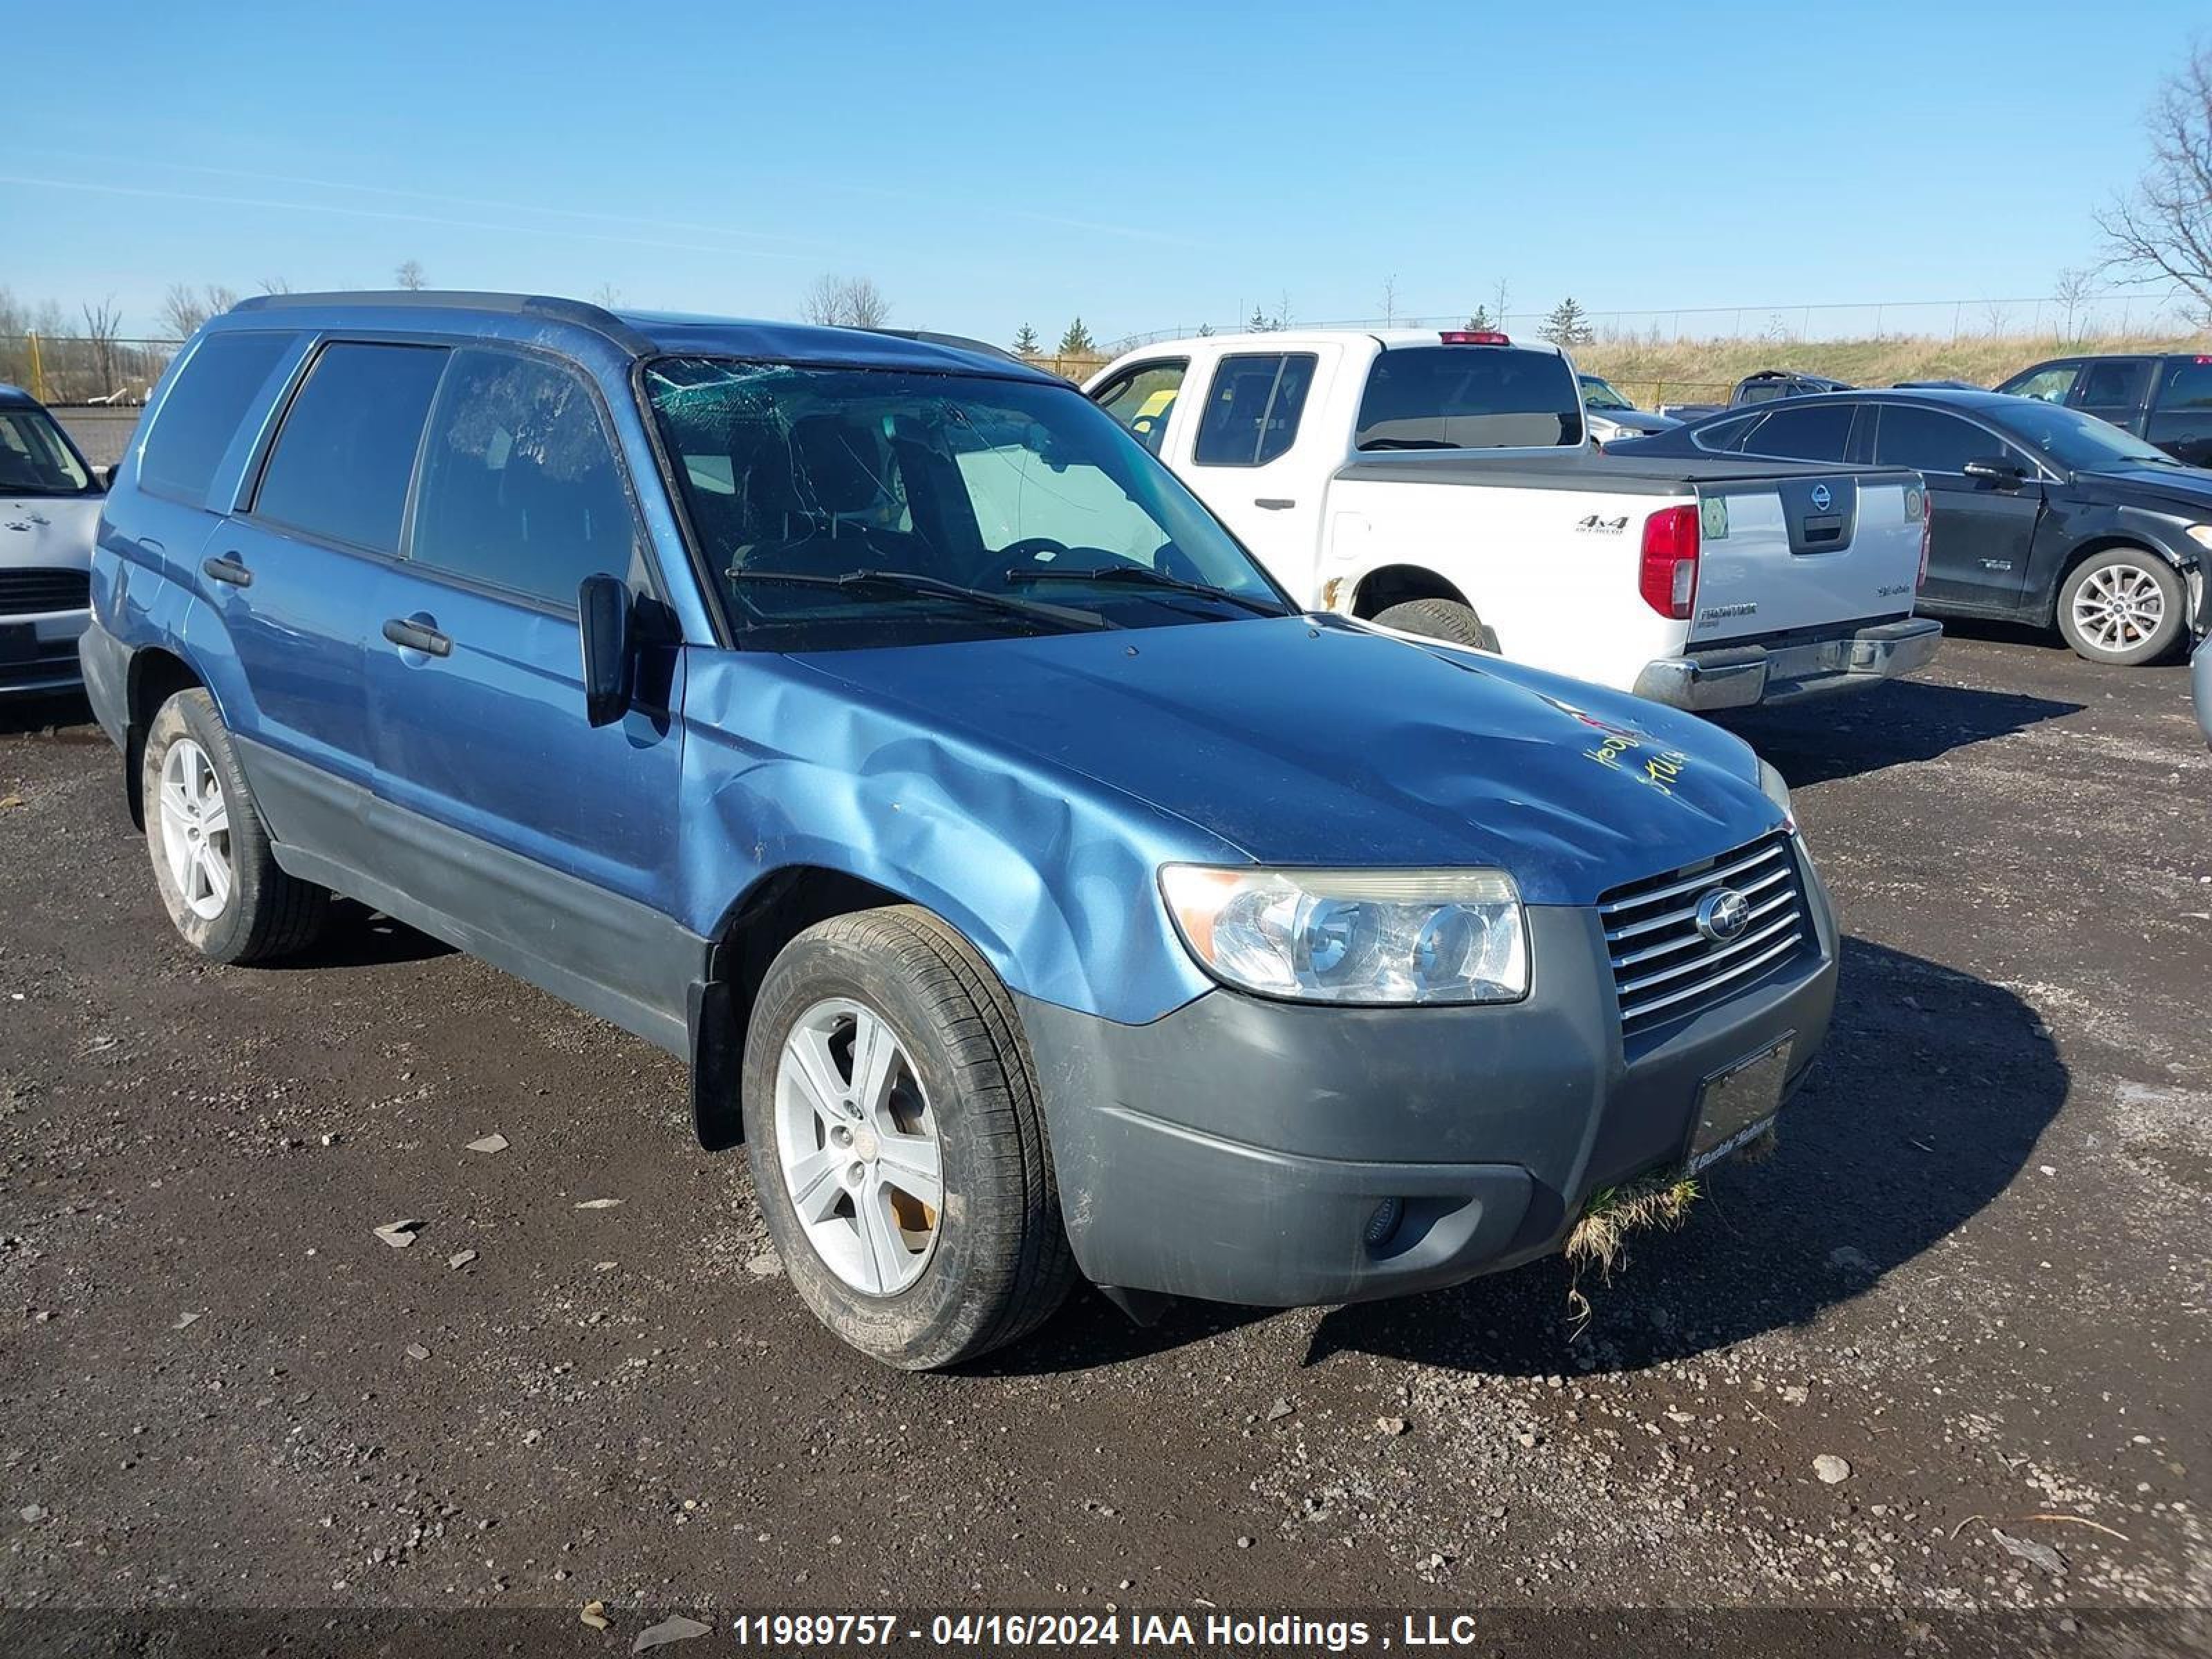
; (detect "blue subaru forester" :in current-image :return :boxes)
[84,293,1838,1367]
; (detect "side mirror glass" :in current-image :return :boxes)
[1961,456,2025,489]
[578,573,635,728]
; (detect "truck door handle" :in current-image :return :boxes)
[1255,497,1295,509]
[202,552,253,588]
[382,617,452,657]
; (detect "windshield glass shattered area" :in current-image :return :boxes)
[644,359,1287,649]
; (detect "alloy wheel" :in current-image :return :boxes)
[774,997,944,1296]
[2071,562,2166,656]
[156,737,233,921]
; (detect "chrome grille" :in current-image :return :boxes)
[0,568,89,615]
[1600,834,1809,1033]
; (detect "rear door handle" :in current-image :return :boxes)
[1255,497,1295,510]
[382,617,452,658]
[202,552,252,588]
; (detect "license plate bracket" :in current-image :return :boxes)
[1684,1033,1793,1176]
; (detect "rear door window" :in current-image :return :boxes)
[1092,360,1186,458]
[1353,346,1581,451]
[409,347,640,608]
[1195,353,1317,466]
[2073,358,2151,422]
[1871,405,1998,476]
[1739,401,1855,462]
[1691,413,1761,453]
[2152,358,2212,413]
[252,342,449,554]
[139,330,298,504]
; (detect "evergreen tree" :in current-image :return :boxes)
[1248,306,1275,333]
[1013,324,1040,357]
[1540,297,1593,346]
[1058,317,1097,355]
[1465,304,1494,331]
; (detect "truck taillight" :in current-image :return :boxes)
[1439,330,1510,345]
[1639,505,1700,619]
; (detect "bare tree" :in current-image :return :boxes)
[800,274,892,329]
[258,276,293,294]
[80,296,122,393]
[1492,278,1510,332]
[158,283,241,338]
[590,283,623,309]
[395,259,428,291]
[2053,267,2097,341]
[2097,41,2212,323]
[1982,299,2014,336]
[1380,273,1400,326]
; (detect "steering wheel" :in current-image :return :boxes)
[971,535,1074,587]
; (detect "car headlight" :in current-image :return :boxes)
[2186,524,2212,551]
[1757,758,1797,833]
[1159,865,1528,1005]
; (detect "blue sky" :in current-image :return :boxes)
[5,0,2201,342]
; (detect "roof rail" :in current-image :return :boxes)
[865,327,1027,366]
[226,290,658,355]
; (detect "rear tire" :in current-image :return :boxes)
[2056,551,2184,666]
[740,906,1077,1369]
[1371,597,1500,653]
[142,690,328,964]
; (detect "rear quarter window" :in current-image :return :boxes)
[138,330,299,504]
[1354,347,1581,451]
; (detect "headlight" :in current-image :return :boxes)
[2186,524,2212,550]
[1159,865,1528,1005]
[1757,758,1797,832]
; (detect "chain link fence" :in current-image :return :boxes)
[2,333,181,408]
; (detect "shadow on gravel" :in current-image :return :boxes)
[0,689,95,737]
[1719,677,2081,787]
[1004,935,2065,1378]
[270,899,456,971]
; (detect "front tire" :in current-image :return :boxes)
[740,906,1076,1369]
[2056,552,2184,666]
[142,690,328,964]
[1371,597,1500,653]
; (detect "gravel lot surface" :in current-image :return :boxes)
[1,627,2206,1644]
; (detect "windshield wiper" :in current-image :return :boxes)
[1004,563,1290,617]
[727,568,1117,630]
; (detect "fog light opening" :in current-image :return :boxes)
[1363,1196,1406,1254]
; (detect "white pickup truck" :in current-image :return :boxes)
[1085,330,1941,709]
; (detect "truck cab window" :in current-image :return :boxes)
[1194,353,1317,467]
[1094,361,1186,458]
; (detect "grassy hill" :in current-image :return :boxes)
[1575,330,2208,409]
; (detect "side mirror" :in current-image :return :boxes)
[1962,456,2026,490]
[95,464,118,492]
[578,573,635,728]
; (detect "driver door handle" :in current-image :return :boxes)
[1255,497,1295,509]
[382,617,452,657]
[202,552,253,588]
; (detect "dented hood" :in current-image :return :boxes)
[790,617,1785,907]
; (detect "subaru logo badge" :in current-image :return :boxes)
[1695,888,1752,944]
[1810,482,1833,512]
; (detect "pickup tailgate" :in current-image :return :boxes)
[1593,455,1927,642]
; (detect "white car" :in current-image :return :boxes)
[1,384,102,695]
[1086,330,1940,710]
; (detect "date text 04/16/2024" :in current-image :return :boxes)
[729,1611,1502,1650]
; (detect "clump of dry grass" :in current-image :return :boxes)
[1562,1172,1701,1335]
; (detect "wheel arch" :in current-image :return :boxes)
[1347,563,1474,619]
[689,865,945,1152]
[122,646,210,829]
